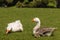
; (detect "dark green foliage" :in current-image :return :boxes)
[0,0,4,2]
[0,0,59,8]
[41,0,48,4]
[28,1,37,8]
[16,1,23,8]
[47,0,57,8]
[5,0,13,3]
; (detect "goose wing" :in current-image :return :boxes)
[37,27,56,35]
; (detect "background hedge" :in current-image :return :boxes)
[0,0,59,8]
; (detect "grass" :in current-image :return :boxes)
[0,8,60,40]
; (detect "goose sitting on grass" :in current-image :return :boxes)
[32,17,57,38]
[6,20,23,34]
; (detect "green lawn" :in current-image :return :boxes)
[0,8,60,40]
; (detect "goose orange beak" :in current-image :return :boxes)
[32,19,34,22]
[6,30,10,34]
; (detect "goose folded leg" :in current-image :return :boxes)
[34,32,40,38]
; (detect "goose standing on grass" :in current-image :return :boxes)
[32,17,57,38]
[6,20,23,34]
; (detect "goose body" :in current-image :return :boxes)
[6,20,23,34]
[32,17,56,37]
[36,27,56,36]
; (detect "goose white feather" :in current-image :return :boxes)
[6,20,23,34]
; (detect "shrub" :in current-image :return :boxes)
[0,0,4,2]
[5,0,14,3]
[28,1,37,8]
[16,1,24,8]
[47,0,57,8]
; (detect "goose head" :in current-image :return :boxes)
[32,17,40,23]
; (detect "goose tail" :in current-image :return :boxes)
[52,27,57,30]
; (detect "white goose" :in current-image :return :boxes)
[32,17,57,38]
[6,20,23,34]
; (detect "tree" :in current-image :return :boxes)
[47,0,57,8]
